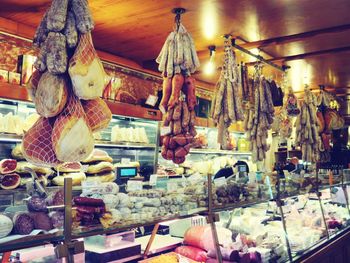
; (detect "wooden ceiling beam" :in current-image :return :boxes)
[241,23,350,49]
[197,24,350,58]
[245,45,350,64]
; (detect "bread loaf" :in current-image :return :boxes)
[86,161,114,174]
[86,171,116,183]
[52,172,86,186]
[82,149,113,163]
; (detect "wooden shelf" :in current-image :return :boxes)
[0,83,161,121]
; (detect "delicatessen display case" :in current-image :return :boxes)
[1,0,350,261]
[0,92,349,262]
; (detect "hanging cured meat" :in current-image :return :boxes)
[23,117,61,167]
[24,0,111,167]
[211,37,244,150]
[35,72,68,118]
[244,70,275,162]
[294,88,320,163]
[69,33,106,100]
[52,94,94,162]
[81,98,112,132]
[157,13,199,164]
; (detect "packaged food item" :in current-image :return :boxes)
[0,69,9,83]
[8,72,21,85]
[17,55,36,85]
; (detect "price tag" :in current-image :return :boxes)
[167,181,178,192]
[121,158,131,165]
[145,95,158,107]
[160,126,171,136]
[149,174,158,186]
[82,181,100,194]
[127,180,143,192]
[214,177,227,187]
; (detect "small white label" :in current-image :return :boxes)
[214,177,227,187]
[127,180,143,192]
[145,95,158,107]
[149,174,157,186]
[121,158,131,165]
[81,164,89,173]
[160,126,171,136]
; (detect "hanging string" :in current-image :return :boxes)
[174,12,181,32]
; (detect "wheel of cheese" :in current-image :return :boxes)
[0,214,13,238]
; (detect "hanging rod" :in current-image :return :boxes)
[231,38,290,72]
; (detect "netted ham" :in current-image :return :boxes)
[52,94,94,162]
[26,70,42,101]
[35,72,68,118]
[69,33,106,99]
[81,98,111,132]
[22,117,61,167]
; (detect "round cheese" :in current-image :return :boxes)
[0,214,13,238]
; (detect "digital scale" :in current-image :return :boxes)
[115,166,138,185]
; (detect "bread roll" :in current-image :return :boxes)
[52,172,86,186]
[82,149,113,163]
[86,171,116,183]
[86,161,114,174]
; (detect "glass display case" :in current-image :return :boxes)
[0,97,160,255]
[0,97,349,262]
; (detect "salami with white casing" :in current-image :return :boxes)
[294,87,320,162]
[156,16,199,164]
[211,37,244,150]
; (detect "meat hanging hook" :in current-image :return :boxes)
[172,7,186,32]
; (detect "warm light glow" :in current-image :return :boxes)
[250,48,260,56]
[204,49,215,75]
[288,61,313,92]
[201,1,217,39]
[204,60,215,75]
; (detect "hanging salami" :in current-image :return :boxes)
[157,11,200,164]
[211,37,244,150]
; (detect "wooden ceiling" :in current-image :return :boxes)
[1,0,350,95]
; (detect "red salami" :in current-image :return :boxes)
[0,159,17,174]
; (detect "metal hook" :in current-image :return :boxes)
[172,7,186,31]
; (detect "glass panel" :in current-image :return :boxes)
[70,176,208,239]
[216,202,289,262]
[96,115,158,145]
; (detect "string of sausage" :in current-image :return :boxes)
[211,38,244,150]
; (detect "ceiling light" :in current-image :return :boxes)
[204,45,216,75]
[202,2,217,39]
